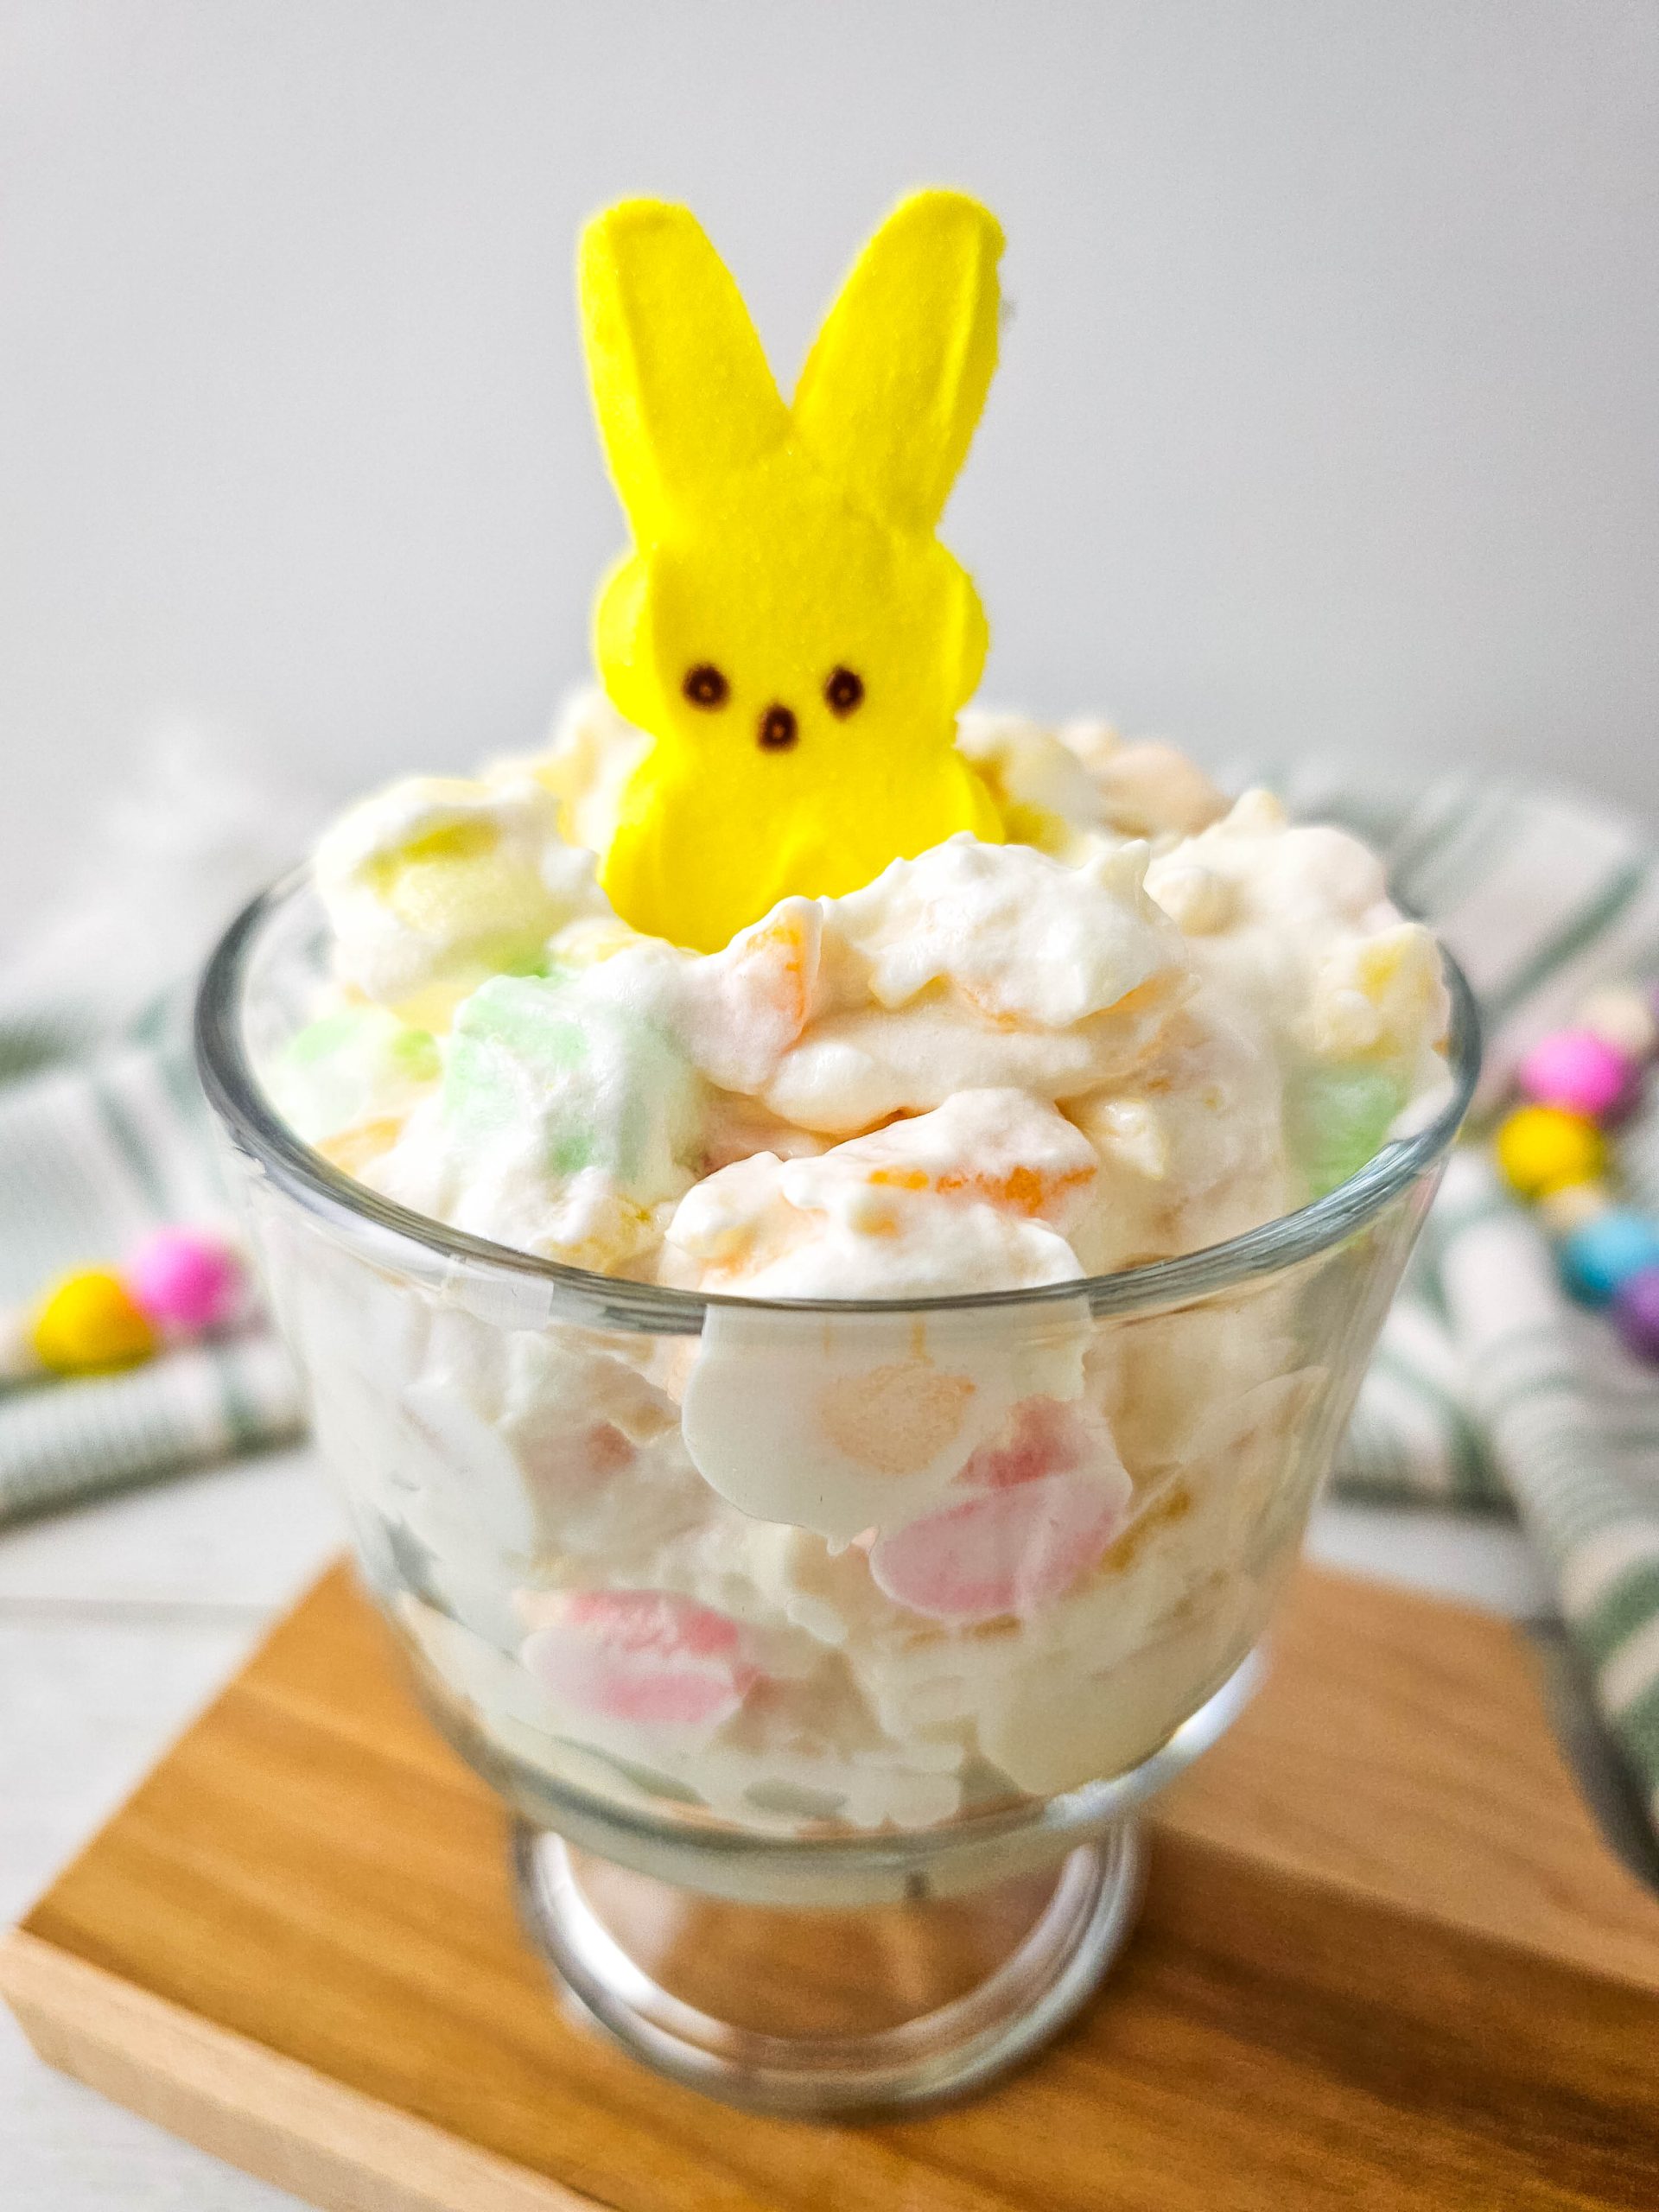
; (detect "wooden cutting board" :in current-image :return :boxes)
[5,1560,1659,2211]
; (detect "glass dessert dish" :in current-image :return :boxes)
[196,872,1479,2115]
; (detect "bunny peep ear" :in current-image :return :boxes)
[578,200,790,543]
[791,189,1003,536]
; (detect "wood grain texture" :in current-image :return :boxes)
[6,1560,1659,2212]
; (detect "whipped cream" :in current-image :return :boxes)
[261,692,1451,1836]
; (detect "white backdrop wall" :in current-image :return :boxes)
[2,0,1656,935]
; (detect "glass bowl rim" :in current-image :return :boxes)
[195,868,1482,1325]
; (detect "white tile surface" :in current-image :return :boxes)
[0,1443,1543,2208]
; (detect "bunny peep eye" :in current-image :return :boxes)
[823,665,865,717]
[683,663,730,709]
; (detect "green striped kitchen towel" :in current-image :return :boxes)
[1306,760,1659,1829]
[0,740,312,1521]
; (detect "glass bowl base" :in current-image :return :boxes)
[512,1821,1144,2116]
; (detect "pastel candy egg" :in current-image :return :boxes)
[1517,1029,1637,1122]
[31,1270,156,1374]
[521,1590,758,1734]
[1611,1263,1659,1363]
[125,1230,243,1334]
[1558,1211,1659,1306]
[1495,1105,1605,1199]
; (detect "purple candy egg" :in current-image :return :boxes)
[1516,1028,1637,1122]
[1612,1262,1659,1363]
[125,1230,242,1335]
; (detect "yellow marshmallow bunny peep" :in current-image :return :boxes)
[579,189,1006,953]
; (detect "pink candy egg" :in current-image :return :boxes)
[522,1590,759,1732]
[124,1230,244,1334]
[868,1471,1128,1623]
[1516,1029,1637,1122]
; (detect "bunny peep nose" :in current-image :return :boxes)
[577,189,1007,952]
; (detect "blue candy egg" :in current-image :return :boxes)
[1558,1210,1659,1306]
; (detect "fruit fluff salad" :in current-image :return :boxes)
[264,694,1451,1831]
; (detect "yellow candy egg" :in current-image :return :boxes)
[30,1269,156,1374]
[1495,1105,1605,1200]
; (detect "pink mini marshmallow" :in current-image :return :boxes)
[522,1590,759,1732]
[868,1396,1130,1620]
[957,1394,1091,1490]
[869,1471,1127,1622]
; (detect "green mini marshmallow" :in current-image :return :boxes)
[442,972,700,1196]
[274,1005,439,1141]
[1287,1061,1409,1200]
